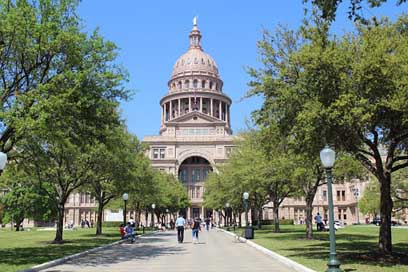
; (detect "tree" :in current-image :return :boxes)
[0,0,92,158]
[304,0,407,22]
[85,128,143,235]
[247,14,408,254]
[0,164,55,230]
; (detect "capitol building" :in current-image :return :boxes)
[143,18,235,220]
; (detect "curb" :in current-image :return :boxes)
[218,228,316,272]
[20,232,153,272]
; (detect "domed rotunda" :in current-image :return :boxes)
[143,18,235,220]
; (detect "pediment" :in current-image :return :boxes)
[167,111,224,125]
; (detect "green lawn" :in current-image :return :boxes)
[0,227,122,272]
[231,225,408,272]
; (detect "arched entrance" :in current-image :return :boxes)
[178,156,213,220]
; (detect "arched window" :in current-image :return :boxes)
[215,83,218,91]
[178,81,182,89]
[185,80,190,89]
[209,81,213,90]
[193,79,198,88]
[202,80,206,88]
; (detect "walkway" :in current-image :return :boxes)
[42,229,294,272]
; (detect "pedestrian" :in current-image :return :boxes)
[192,217,201,244]
[128,217,136,228]
[175,213,186,243]
[169,219,175,230]
[85,219,90,228]
[124,222,136,243]
[205,217,210,231]
[90,219,94,228]
[119,224,126,239]
[80,219,85,228]
[314,213,323,231]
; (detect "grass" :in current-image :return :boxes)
[0,227,122,272]
[230,225,408,272]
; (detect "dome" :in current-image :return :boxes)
[170,22,220,80]
[171,48,219,79]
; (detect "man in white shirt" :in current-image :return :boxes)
[175,214,186,243]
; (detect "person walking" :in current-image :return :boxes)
[192,217,201,244]
[205,217,210,231]
[175,214,186,243]
[314,212,323,231]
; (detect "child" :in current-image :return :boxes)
[119,224,126,239]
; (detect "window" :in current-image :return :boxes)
[342,190,346,201]
[196,186,200,198]
[179,169,188,183]
[193,79,198,88]
[336,190,341,201]
[225,147,234,157]
[184,80,189,89]
[209,81,213,89]
[322,190,327,201]
[153,149,159,159]
[192,168,201,182]
[152,148,165,159]
[202,80,205,88]
[338,208,342,220]
[178,81,182,89]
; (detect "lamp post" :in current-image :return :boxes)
[352,188,360,224]
[320,145,342,272]
[151,203,156,228]
[122,193,128,226]
[243,192,253,239]
[0,151,8,175]
[225,202,230,230]
[166,208,169,225]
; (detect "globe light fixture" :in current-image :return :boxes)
[320,145,342,272]
[0,152,7,173]
[243,192,249,200]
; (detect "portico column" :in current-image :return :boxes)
[169,100,172,120]
[210,98,213,117]
[219,100,222,119]
[189,96,192,112]
[200,97,203,113]
[178,98,181,116]
[164,103,167,121]
[226,105,229,124]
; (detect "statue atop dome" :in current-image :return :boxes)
[193,16,197,26]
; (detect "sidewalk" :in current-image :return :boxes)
[41,229,295,272]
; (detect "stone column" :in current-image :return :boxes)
[226,105,229,124]
[210,98,213,117]
[219,100,222,119]
[189,97,192,113]
[164,102,167,121]
[169,100,172,120]
[178,98,181,116]
[201,206,205,219]
[200,97,203,113]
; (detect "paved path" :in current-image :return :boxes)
[42,229,294,272]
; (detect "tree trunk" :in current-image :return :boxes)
[15,218,24,231]
[96,199,104,235]
[257,207,262,229]
[379,174,393,254]
[305,195,314,239]
[144,211,148,226]
[273,204,280,233]
[238,211,242,227]
[54,204,65,243]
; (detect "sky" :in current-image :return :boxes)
[77,0,405,140]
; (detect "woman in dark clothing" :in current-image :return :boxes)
[192,217,201,244]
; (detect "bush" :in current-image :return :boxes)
[102,221,122,228]
[260,219,294,225]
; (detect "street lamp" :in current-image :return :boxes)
[243,192,253,239]
[0,152,8,174]
[122,193,129,226]
[320,145,342,272]
[151,203,156,228]
[351,188,360,224]
[225,202,230,229]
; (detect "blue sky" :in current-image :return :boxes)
[77,1,404,140]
